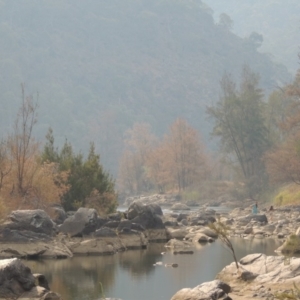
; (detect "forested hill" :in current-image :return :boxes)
[205,0,300,73]
[0,0,292,175]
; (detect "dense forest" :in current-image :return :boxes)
[205,0,300,73]
[0,0,292,177]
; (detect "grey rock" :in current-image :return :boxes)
[1,228,52,243]
[49,206,66,225]
[58,207,98,237]
[108,213,122,221]
[0,258,35,298]
[127,202,163,220]
[240,270,258,281]
[171,279,231,300]
[94,227,117,237]
[125,202,165,230]
[236,214,268,225]
[3,210,55,236]
[105,221,120,229]
[171,203,191,211]
[0,258,61,299]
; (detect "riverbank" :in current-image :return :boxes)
[1,199,300,299]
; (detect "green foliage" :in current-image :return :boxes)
[207,66,271,198]
[274,184,300,206]
[41,130,117,213]
[283,234,300,255]
[99,282,105,299]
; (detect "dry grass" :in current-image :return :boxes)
[274,183,300,206]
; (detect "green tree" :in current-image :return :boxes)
[41,127,59,163]
[41,132,117,213]
[207,66,270,197]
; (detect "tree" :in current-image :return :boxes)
[265,134,300,185]
[207,66,270,197]
[218,13,233,31]
[247,32,263,49]
[145,142,169,193]
[8,84,39,196]
[41,133,117,213]
[209,218,239,271]
[0,88,72,212]
[118,120,208,194]
[161,118,208,191]
[265,70,300,185]
[117,123,157,194]
[41,127,59,163]
[0,139,12,191]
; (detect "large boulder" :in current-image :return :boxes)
[0,258,61,299]
[58,207,98,237]
[218,253,300,286]
[127,201,163,220]
[0,228,52,243]
[68,238,120,255]
[67,234,148,255]
[166,228,189,240]
[236,214,268,226]
[118,231,148,250]
[131,210,165,229]
[94,227,118,237]
[127,203,165,230]
[171,203,191,211]
[171,279,231,300]
[2,210,55,236]
[165,238,193,250]
[0,241,72,259]
[48,206,67,225]
[189,213,216,226]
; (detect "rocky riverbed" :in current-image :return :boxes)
[1,196,300,299]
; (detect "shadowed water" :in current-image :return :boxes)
[23,237,283,300]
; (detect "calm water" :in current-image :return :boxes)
[23,237,283,300]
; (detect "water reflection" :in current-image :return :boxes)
[23,238,283,300]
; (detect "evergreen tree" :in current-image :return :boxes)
[41,131,117,213]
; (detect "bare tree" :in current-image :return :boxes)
[8,84,39,196]
[0,139,12,191]
[209,218,239,271]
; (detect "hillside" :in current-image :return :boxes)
[205,0,300,73]
[0,0,292,175]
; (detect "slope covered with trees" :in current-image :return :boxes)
[205,0,300,73]
[0,0,292,175]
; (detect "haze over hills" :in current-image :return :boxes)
[205,0,300,73]
[0,0,293,175]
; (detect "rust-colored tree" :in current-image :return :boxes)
[265,71,300,185]
[265,134,300,185]
[0,85,71,215]
[118,122,157,194]
[161,118,208,191]
[145,141,170,193]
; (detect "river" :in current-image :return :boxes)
[23,237,283,300]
